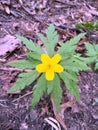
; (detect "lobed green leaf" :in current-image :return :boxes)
[38,33,53,56]
[95,62,98,70]
[8,70,39,93]
[46,80,54,94]
[60,71,78,82]
[8,60,35,69]
[85,43,98,70]
[85,43,98,57]
[46,24,58,47]
[17,35,44,54]
[31,74,47,109]
[26,52,41,61]
[51,74,62,112]
[58,33,85,55]
[61,54,89,74]
[38,24,59,56]
[60,72,80,101]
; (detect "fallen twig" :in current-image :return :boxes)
[12,91,33,103]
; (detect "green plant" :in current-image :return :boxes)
[7,24,89,112]
[85,43,98,70]
[76,21,98,31]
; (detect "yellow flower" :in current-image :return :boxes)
[36,54,64,80]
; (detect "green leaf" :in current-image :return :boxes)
[38,33,51,55]
[7,60,38,69]
[38,33,52,56]
[86,57,97,64]
[67,80,80,101]
[17,35,44,54]
[60,72,80,101]
[63,63,88,73]
[94,44,98,51]
[60,71,78,82]
[85,43,98,57]
[31,74,47,109]
[60,58,73,66]
[61,54,89,74]
[76,21,98,31]
[58,33,85,55]
[46,80,54,94]
[61,59,79,73]
[95,62,98,70]
[38,33,47,45]
[58,43,76,55]
[8,70,39,93]
[26,52,41,61]
[46,24,58,47]
[76,22,84,29]
[85,43,98,70]
[38,24,58,56]
[73,54,90,70]
[51,74,62,112]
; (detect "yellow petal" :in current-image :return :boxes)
[54,64,64,73]
[51,54,61,64]
[41,54,51,64]
[46,71,54,80]
[36,64,46,72]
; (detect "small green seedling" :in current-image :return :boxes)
[85,43,98,70]
[76,21,98,31]
[7,24,89,112]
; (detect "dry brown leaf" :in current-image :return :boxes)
[4,5,10,14]
[89,9,98,16]
[18,0,23,5]
[0,0,10,5]
[14,21,39,35]
[0,3,4,11]
[0,35,21,57]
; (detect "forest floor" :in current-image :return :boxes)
[0,0,98,130]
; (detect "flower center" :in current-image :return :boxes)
[47,64,52,70]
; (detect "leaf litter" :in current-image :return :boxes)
[0,35,21,57]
